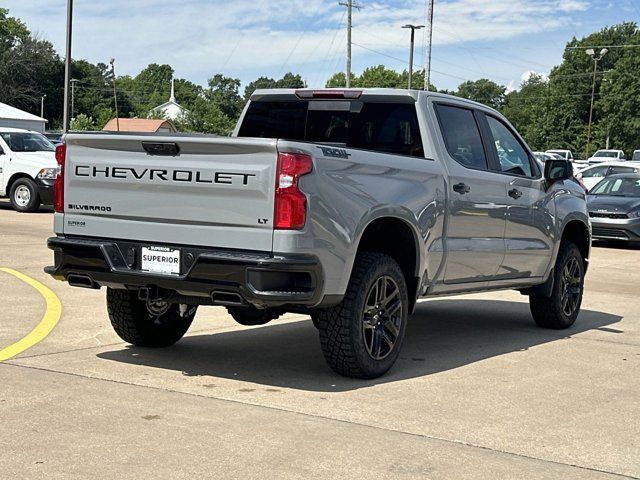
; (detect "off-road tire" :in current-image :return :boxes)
[227,306,281,326]
[315,252,408,379]
[106,288,196,347]
[530,241,584,329]
[9,177,41,212]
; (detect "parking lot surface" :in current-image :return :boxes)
[1,201,638,479]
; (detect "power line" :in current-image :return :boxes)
[566,44,640,49]
[351,42,469,81]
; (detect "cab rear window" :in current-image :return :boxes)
[238,100,424,158]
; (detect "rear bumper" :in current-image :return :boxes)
[36,178,54,205]
[591,218,640,242]
[45,236,327,308]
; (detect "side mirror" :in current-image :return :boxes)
[545,159,573,182]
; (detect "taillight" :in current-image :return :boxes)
[53,144,65,213]
[274,152,313,230]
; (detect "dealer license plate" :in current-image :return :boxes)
[141,246,181,276]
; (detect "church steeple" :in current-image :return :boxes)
[169,78,176,103]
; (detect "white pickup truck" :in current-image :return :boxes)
[0,128,59,212]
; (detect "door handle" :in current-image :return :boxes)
[453,183,471,195]
[508,188,523,199]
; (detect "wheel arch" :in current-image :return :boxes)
[354,215,422,312]
[561,219,590,272]
[7,172,35,194]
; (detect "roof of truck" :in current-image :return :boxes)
[250,88,495,111]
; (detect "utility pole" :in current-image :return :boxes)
[402,24,424,90]
[339,0,362,88]
[585,47,608,159]
[109,58,120,132]
[62,0,73,133]
[70,79,80,120]
[423,0,434,91]
[40,95,46,119]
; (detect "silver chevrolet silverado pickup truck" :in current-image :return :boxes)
[45,88,590,379]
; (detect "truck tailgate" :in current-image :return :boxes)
[61,134,277,251]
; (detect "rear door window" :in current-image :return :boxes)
[238,100,423,157]
[434,104,487,170]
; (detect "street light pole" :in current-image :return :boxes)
[585,47,608,159]
[423,0,435,91]
[70,79,79,120]
[402,24,424,90]
[40,95,46,119]
[62,0,73,133]
[109,58,120,132]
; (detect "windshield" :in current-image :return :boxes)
[590,177,640,197]
[0,132,55,152]
[547,150,567,158]
[593,150,618,158]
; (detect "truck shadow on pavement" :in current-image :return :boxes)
[98,299,622,392]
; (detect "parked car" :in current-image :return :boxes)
[587,149,626,164]
[546,149,574,161]
[588,174,640,243]
[45,88,590,379]
[44,132,63,145]
[0,127,58,212]
[575,162,640,191]
[533,151,562,163]
[632,150,640,162]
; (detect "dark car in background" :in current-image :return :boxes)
[588,174,640,243]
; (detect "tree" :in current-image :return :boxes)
[0,7,28,48]
[325,66,437,90]
[502,74,549,150]
[539,22,639,156]
[597,29,640,154]
[0,9,63,124]
[326,72,348,88]
[455,79,506,110]
[176,73,244,135]
[70,113,96,131]
[244,72,305,100]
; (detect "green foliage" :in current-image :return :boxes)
[0,8,28,48]
[519,22,640,155]
[70,113,96,131]
[244,72,305,100]
[0,9,63,122]
[501,74,549,149]
[456,79,506,110]
[325,66,436,91]
[595,29,640,155]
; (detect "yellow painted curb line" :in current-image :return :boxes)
[0,268,62,361]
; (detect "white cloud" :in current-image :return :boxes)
[2,0,589,88]
[521,70,549,83]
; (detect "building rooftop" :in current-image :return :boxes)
[0,102,46,122]
[102,118,177,133]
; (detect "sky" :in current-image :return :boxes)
[3,0,639,93]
